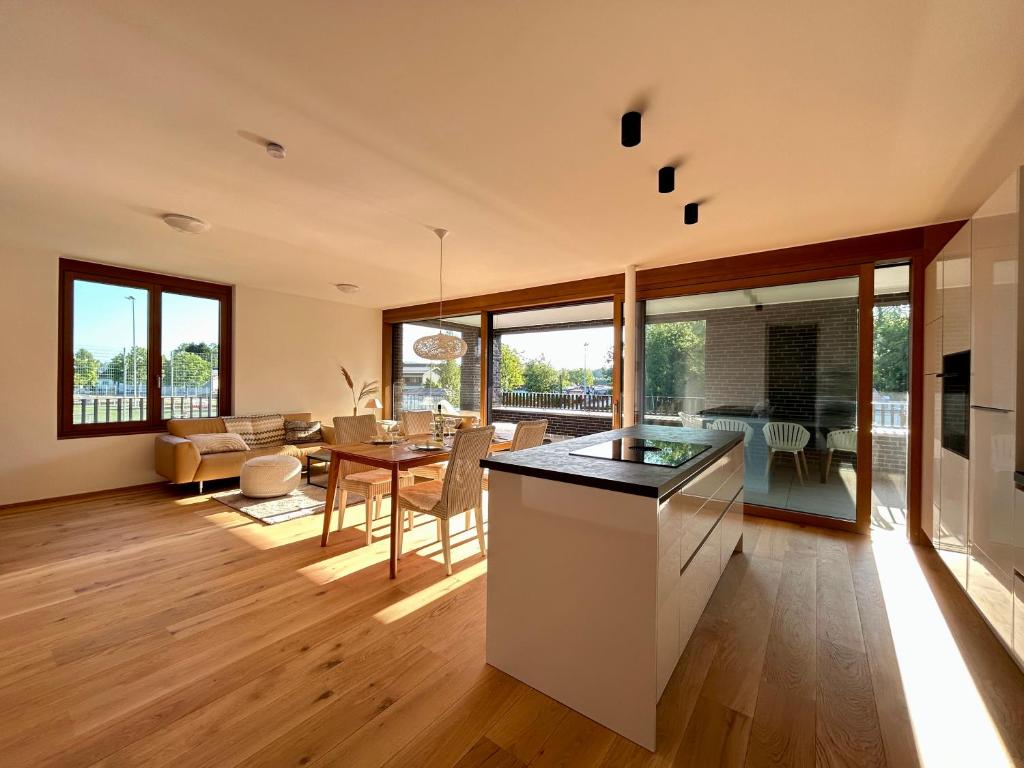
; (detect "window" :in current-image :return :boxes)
[391,316,482,420]
[59,259,232,438]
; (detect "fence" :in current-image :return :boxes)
[496,391,908,428]
[71,395,220,424]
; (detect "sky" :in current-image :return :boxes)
[73,280,220,361]
[402,322,613,370]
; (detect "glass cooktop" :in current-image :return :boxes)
[569,438,712,468]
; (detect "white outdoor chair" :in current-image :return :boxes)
[822,428,857,483]
[762,421,811,485]
[709,418,754,446]
[396,426,495,576]
[678,412,705,429]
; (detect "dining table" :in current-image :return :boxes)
[319,430,513,578]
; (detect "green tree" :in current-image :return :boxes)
[175,341,218,359]
[73,348,100,388]
[163,350,212,390]
[104,346,148,391]
[523,356,560,392]
[563,367,596,387]
[644,321,706,398]
[499,344,526,391]
[425,359,462,404]
[873,304,909,392]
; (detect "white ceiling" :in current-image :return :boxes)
[1,2,1023,310]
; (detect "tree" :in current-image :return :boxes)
[499,344,525,391]
[104,346,148,392]
[523,356,560,392]
[73,348,100,388]
[644,320,706,398]
[563,367,596,387]
[425,359,461,404]
[175,341,218,359]
[163,350,212,392]
[873,304,909,392]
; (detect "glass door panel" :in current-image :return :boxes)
[642,275,861,522]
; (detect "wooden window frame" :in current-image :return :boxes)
[58,258,233,439]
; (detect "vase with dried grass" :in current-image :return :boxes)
[340,366,380,416]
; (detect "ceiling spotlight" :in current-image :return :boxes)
[658,166,675,194]
[335,283,360,294]
[162,213,211,234]
[621,111,641,147]
[266,141,286,159]
[683,202,699,225]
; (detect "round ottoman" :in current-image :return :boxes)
[240,455,302,498]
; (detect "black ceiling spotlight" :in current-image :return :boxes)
[658,166,675,193]
[683,202,699,225]
[621,111,642,147]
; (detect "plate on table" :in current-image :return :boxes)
[366,437,403,445]
[410,443,444,451]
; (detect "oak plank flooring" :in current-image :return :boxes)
[2,488,1024,767]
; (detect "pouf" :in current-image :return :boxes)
[240,455,302,498]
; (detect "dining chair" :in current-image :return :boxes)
[396,425,495,576]
[401,410,447,481]
[709,418,754,446]
[332,415,413,545]
[822,428,857,483]
[762,421,811,485]
[481,419,548,492]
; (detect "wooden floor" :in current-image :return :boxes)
[2,485,1024,768]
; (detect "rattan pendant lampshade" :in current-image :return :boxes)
[413,228,468,361]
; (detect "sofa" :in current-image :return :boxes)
[154,412,336,490]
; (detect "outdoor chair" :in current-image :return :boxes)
[762,421,811,484]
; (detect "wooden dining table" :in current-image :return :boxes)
[318,431,512,578]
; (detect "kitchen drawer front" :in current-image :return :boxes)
[967,545,1014,649]
[677,445,742,502]
[678,522,722,659]
[720,490,744,571]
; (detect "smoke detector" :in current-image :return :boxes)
[335,283,360,294]
[162,213,211,234]
[266,141,286,159]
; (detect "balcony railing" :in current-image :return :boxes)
[71,395,219,424]
[494,391,908,429]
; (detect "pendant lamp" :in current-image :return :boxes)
[413,228,468,361]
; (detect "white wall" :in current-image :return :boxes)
[0,245,381,506]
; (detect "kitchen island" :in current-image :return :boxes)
[480,424,744,751]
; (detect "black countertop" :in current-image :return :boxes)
[481,424,742,500]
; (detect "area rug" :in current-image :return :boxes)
[213,484,365,525]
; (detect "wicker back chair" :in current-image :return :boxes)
[397,425,495,575]
[331,415,412,545]
[400,410,433,436]
[511,419,548,451]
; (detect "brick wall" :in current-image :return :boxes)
[490,407,612,438]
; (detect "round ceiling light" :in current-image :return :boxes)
[266,141,286,159]
[335,283,360,294]
[162,213,211,234]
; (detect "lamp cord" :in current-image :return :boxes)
[438,234,443,333]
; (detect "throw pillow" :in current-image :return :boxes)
[222,416,255,447]
[249,413,286,448]
[190,432,249,455]
[284,419,322,443]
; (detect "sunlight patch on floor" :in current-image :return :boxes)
[870,535,1014,768]
[373,559,487,624]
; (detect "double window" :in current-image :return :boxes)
[58,259,232,438]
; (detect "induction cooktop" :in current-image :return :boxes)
[568,438,712,468]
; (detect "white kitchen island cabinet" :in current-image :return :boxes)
[482,425,744,751]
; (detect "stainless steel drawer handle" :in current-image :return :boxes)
[969,405,1012,413]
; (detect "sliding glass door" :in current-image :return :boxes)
[640,272,867,526]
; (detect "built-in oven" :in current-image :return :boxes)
[941,350,970,459]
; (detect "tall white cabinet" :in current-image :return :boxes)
[925,166,1023,671]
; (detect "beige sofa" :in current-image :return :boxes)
[154,412,336,490]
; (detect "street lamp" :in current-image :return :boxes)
[125,296,136,399]
[583,341,590,393]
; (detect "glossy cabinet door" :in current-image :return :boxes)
[968,408,1016,579]
[968,545,1014,649]
[942,221,972,355]
[1013,488,1024,667]
[925,256,942,323]
[921,373,939,540]
[938,449,969,588]
[923,319,942,375]
[970,169,1020,411]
